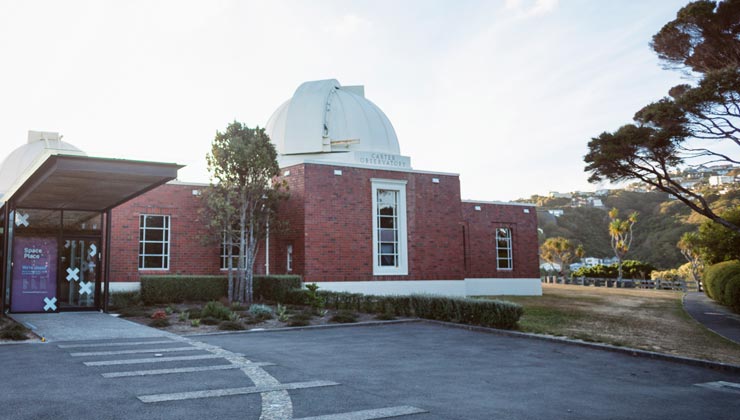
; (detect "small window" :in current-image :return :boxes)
[220,232,239,270]
[139,215,170,270]
[496,227,513,270]
[286,245,293,272]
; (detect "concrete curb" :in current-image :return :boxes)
[421,319,740,374]
[186,318,421,337]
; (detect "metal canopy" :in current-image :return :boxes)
[6,155,183,211]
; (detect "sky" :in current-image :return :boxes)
[0,0,691,201]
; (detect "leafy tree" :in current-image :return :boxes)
[678,231,705,290]
[540,237,576,278]
[608,208,638,282]
[584,0,740,234]
[204,121,286,304]
[696,207,740,264]
[575,244,585,263]
[650,0,740,73]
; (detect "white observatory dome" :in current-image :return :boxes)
[0,131,86,199]
[266,79,401,158]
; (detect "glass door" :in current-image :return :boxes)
[58,238,100,310]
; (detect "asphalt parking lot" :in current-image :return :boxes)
[1,322,739,420]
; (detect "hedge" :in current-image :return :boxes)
[572,260,656,279]
[139,275,301,304]
[704,260,740,312]
[283,289,523,330]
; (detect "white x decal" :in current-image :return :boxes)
[66,267,80,282]
[15,213,29,227]
[43,297,57,311]
[79,281,92,295]
[89,243,97,257]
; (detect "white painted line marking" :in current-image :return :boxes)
[102,362,275,378]
[695,381,740,393]
[138,380,339,403]
[70,347,198,357]
[59,340,177,349]
[294,406,428,420]
[84,354,233,366]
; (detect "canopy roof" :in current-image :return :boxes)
[4,155,182,211]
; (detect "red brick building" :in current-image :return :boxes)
[108,79,541,296]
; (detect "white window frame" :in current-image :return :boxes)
[138,214,170,270]
[286,244,293,272]
[220,231,239,271]
[371,179,408,276]
[496,227,513,270]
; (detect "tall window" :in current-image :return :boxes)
[496,227,513,270]
[372,179,408,275]
[139,215,170,270]
[220,232,239,270]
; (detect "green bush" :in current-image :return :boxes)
[330,310,358,323]
[288,310,313,327]
[704,260,740,312]
[253,275,302,302]
[218,320,245,331]
[0,323,29,340]
[140,276,227,304]
[139,275,302,304]
[248,304,273,317]
[201,301,232,321]
[109,291,141,308]
[201,316,220,325]
[299,290,523,329]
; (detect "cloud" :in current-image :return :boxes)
[324,14,373,36]
[505,0,559,17]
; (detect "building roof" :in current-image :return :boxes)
[265,79,400,157]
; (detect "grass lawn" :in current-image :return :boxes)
[488,284,740,365]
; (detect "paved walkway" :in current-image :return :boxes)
[684,292,740,344]
[10,312,174,342]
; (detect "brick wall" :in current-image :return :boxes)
[461,202,539,279]
[279,163,465,282]
[110,183,221,283]
[109,168,540,286]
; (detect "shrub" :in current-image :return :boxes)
[186,308,202,319]
[201,301,232,321]
[150,310,167,320]
[139,275,302,304]
[178,312,190,322]
[190,319,201,327]
[288,311,313,327]
[276,304,289,322]
[375,311,396,321]
[200,316,220,325]
[109,291,141,309]
[330,310,358,323]
[573,260,656,280]
[253,275,302,302]
[704,260,740,312]
[314,291,522,329]
[248,304,273,318]
[218,320,245,331]
[305,283,325,313]
[148,318,170,328]
[140,275,227,304]
[0,323,28,340]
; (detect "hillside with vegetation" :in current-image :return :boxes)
[524,189,740,270]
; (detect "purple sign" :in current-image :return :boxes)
[11,237,58,312]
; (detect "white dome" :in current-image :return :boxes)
[266,79,400,156]
[0,131,86,198]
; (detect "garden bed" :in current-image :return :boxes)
[114,301,393,335]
